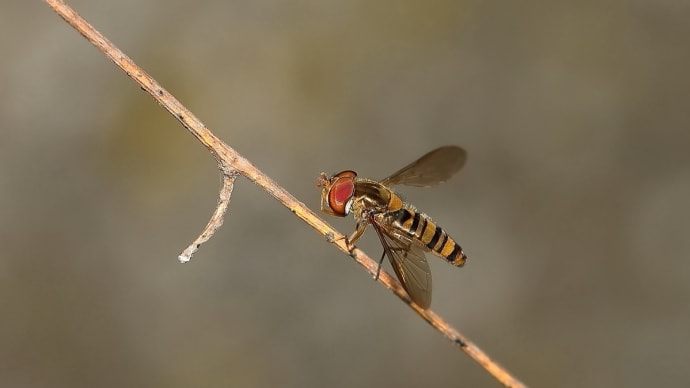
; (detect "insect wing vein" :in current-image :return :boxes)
[371,218,432,309]
[379,145,467,187]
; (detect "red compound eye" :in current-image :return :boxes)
[327,170,356,216]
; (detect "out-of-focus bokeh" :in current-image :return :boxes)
[2,1,689,387]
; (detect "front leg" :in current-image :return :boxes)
[325,222,367,252]
[345,222,368,251]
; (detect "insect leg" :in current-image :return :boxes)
[346,222,368,250]
[374,250,386,280]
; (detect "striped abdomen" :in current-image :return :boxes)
[393,209,466,266]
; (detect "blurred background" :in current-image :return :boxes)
[2,1,690,387]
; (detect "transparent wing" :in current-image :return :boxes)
[371,219,432,309]
[379,145,467,187]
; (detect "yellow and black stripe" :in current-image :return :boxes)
[394,209,466,266]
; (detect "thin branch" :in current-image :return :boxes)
[43,1,527,387]
[178,173,237,263]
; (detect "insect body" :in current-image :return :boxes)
[317,146,468,309]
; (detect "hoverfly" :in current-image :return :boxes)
[317,146,467,309]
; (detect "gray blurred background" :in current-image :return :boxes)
[2,1,690,387]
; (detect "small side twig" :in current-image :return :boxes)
[44,1,527,387]
[178,172,237,263]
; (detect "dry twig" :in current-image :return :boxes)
[43,1,527,386]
